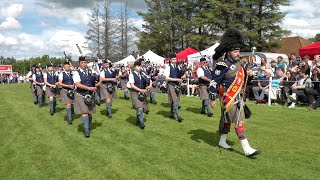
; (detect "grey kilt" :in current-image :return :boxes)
[60,89,74,105]
[100,84,117,100]
[45,87,57,98]
[30,84,36,94]
[131,91,149,110]
[120,79,128,90]
[223,100,245,124]
[167,83,180,103]
[199,84,209,100]
[36,85,44,96]
[74,92,96,114]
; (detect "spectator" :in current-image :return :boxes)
[299,57,311,76]
[288,69,312,108]
[305,66,320,110]
[282,70,296,106]
[252,69,272,103]
[276,56,287,72]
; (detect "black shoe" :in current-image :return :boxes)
[246,150,261,157]
[169,115,175,119]
[85,130,90,138]
[153,101,157,105]
[201,111,205,114]
[207,113,213,117]
[34,102,37,105]
[139,124,145,129]
[97,103,100,106]
[145,110,149,114]
[68,121,73,125]
[177,117,184,123]
[178,105,181,109]
[108,114,112,118]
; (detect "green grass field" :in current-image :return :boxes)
[0,83,319,179]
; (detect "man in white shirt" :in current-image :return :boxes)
[73,56,97,138]
[197,57,213,117]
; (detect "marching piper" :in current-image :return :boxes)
[58,61,75,124]
[209,28,260,157]
[32,65,45,108]
[44,64,58,115]
[73,56,97,138]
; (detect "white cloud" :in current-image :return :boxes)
[0,17,21,30]
[0,30,91,59]
[280,0,320,39]
[0,3,23,18]
[37,6,90,27]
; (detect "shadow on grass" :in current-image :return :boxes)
[188,129,246,156]
[156,110,171,119]
[77,120,103,133]
[55,107,65,113]
[186,107,200,114]
[99,108,119,116]
[126,115,137,126]
[160,102,171,108]
[119,96,130,100]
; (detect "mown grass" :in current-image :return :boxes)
[0,83,319,179]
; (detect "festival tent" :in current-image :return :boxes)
[299,42,320,60]
[187,43,220,63]
[176,48,198,62]
[114,55,136,66]
[140,50,165,65]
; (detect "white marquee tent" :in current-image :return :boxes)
[114,55,136,66]
[140,50,165,65]
[187,43,220,62]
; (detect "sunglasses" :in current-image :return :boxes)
[203,61,207,64]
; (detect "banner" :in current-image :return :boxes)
[0,65,13,74]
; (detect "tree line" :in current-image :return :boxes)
[136,0,291,57]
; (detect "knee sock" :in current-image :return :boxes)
[137,108,144,126]
[81,116,90,131]
[49,101,54,113]
[66,108,73,122]
[106,102,112,115]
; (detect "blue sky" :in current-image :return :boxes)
[0,0,319,60]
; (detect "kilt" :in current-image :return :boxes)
[60,88,74,105]
[131,91,149,110]
[36,85,44,96]
[167,83,180,103]
[100,84,117,100]
[45,87,57,98]
[223,100,245,124]
[30,84,36,94]
[74,92,96,114]
[120,79,128,90]
[199,84,209,100]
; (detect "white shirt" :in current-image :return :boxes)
[32,72,43,80]
[58,71,72,81]
[197,66,205,77]
[100,68,111,78]
[73,68,87,83]
[128,71,141,84]
[163,64,172,77]
[43,71,55,79]
[26,71,33,77]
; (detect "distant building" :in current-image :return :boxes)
[271,36,312,58]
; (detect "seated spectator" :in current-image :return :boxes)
[305,67,320,110]
[252,69,272,103]
[277,56,287,72]
[288,59,298,73]
[282,70,296,106]
[299,58,311,76]
[288,69,312,108]
[245,68,258,100]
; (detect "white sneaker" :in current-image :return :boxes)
[218,134,233,150]
[240,139,260,157]
[288,103,295,108]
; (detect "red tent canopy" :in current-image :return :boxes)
[176,48,198,62]
[299,42,320,60]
